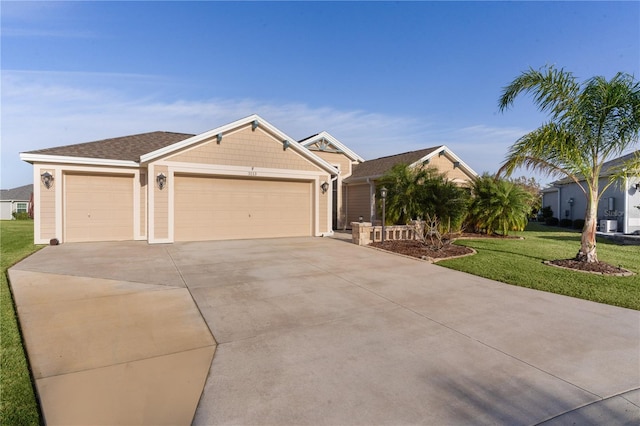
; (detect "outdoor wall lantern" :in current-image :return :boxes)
[380,186,388,243]
[41,171,54,189]
[216,133,223,144]
[252,119,259,131]
[283,140,290,151]
[568,198,574,205]
[635,183,640,190]
[156,173,167,190]
[320,181,329,194]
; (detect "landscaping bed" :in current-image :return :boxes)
[370,240,474,261]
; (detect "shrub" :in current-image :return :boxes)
[11,212,30,220]
[559,218,573,227]
[573,219,585,230]
[545,217,559,226]
[541,206,553,219]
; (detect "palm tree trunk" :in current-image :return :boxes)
[576,191,598,262]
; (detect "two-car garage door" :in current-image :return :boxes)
[174,175,312,241]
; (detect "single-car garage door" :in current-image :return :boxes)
[174,175,312,241]
[65,174,134,242]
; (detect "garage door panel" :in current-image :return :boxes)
[65,174,134,242]
[174,176,312,241]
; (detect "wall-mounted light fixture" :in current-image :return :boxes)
[252,120,259,131]
[380,187,388,243]
[41,171,54,189]
[216,133,223,144]
[568,198,574,205]
[635,183,640,190]
[283,140,290,150]
[156,173,167,190]
[320,181,329,194]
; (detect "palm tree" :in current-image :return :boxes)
[498,66,640,262]
[467,174,534,236]
[376,163,427,224]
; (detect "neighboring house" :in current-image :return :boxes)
[342,146,478,226]
[20,114,479,244]
[0,184,33,220]
[541,151,640,234]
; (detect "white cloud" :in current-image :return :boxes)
[1,70,540,188]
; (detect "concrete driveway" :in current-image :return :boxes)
[9,236,640,425]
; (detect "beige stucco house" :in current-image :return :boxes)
[342,146,478,226]
[21,115,340,244]
[21,115,478,244]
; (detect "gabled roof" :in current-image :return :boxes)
[139,114,339,175]
[345,145,478,183]
[551,150,640,185]
[19,115,339,175]
[0,184,33,201]
[298,131,365,163]
[22,132,195,163]
[348,147,440,181]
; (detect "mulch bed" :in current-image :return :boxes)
[369,240,474,260]
[546,259,633,276]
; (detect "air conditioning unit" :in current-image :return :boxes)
[600,220,617,233]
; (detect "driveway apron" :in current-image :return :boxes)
[9,237,640,425]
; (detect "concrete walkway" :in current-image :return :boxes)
[9,237,640,425]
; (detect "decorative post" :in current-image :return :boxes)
[380,187,387,243]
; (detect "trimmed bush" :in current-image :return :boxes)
[545,217,559,226]
[11,212,30,220]
[573,219,585,230]
[559,218,573,227]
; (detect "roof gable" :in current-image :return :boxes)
[299,131,365,163]
[140,114,339,175]
[346,145,478,182]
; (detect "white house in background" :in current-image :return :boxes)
[541,151,640,234]
[0,184,33,220]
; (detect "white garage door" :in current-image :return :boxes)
[174,175,312,241]
[65,174,134,242]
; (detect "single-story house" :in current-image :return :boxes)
[541,151,640,234]
[21,115,479,244]
[341,146,478,225]
[0,184,33,220]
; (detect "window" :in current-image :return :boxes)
[16,203,27,213]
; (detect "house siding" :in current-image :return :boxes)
[425,156,473,183]
[39,167,56,241]
[346,183,372,225]
[168,125,320,172]
[153,165,169,240]
[139,172,147,239]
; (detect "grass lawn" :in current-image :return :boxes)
[440,222,640,311]
[1,221,42,425]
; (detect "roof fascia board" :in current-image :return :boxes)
[412,145,479,178]
[141,114,339,175]
[301,131,365,163]
[19,153,139,168]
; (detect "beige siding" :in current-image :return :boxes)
[346,183,372,225]
[174,175,312,241]
[39,168,56,241]
[153,166,169,240]
[64,174,134,242]
[139,172,147,238]
[426,156,474,183]
[311,151,353,177]
[168,125,320,172]
[318,176,329,233]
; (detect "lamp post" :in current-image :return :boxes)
[568,197,574,221]
[380,187,387,243]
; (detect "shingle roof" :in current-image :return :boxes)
[552,150,640,184]
[23,131,195,162]
[0,184,33,201]
[347,147,441,180]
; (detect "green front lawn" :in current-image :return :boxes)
[1,221,42,425]
[440,222,640,310]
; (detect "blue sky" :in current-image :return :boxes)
[2,1,639,189]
